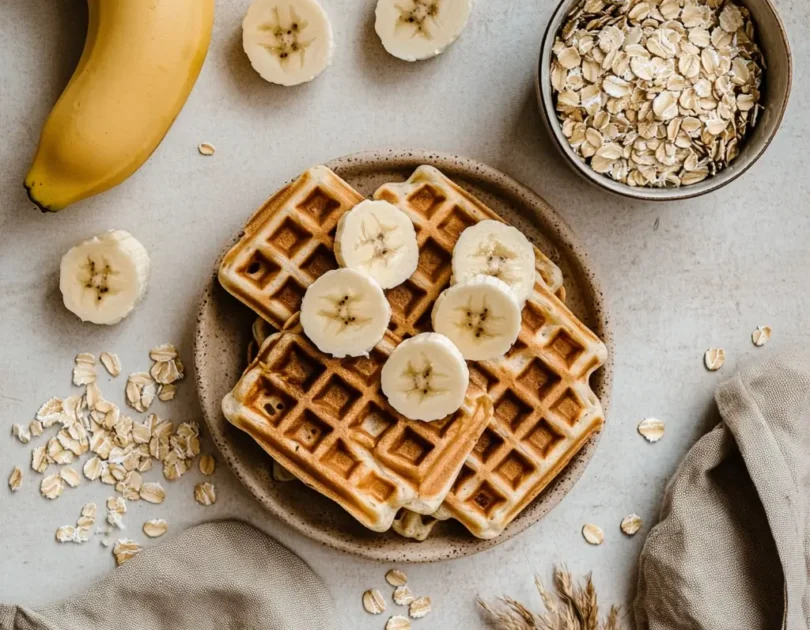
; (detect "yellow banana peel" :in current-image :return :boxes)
[25,0,215,212]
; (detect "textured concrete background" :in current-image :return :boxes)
[1,0,808,627]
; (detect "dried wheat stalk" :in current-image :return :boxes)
[478,565,623,630]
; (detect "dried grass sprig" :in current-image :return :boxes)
[478,565,623,630]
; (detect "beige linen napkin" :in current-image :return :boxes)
[635,350,810,630]
[0,520,340,630]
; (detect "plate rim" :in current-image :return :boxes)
[194,148,614,563]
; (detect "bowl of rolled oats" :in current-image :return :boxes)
[537,0,791,200]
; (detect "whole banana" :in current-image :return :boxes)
[25,0,215,212]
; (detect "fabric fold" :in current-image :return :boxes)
[1,520,339,630]
[636,349,810,630]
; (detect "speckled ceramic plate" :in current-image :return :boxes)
[194,149,613,562]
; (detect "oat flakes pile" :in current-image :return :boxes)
[551,0,764,187]
[7,346,216,564]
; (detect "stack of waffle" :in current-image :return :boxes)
[219,165,606,539]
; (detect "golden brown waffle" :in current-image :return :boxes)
[220,165,565,337]
[222,325,494,532]
[393,275,607,540]
[218,166,365,329]
[373,165,566,329]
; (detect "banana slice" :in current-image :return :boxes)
[59,230,150,325]
[375,0,472,62]
[381,333,469,422]
[451,220,536,305]
[300,268,391,358]
[335,200,419,290]
[432,275,521,361]
[242,0,334,86]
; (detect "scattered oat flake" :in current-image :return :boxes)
[8,467,22,492]
[363,589,386,615]
[29,420,44,438]
[41,474,64,499]
[72,362,97,386]
[37,397,63,423]
[386,615,411,630]
[32,446,48,473]
[99,352,122,377]
[385,569,408,587]
[126,372,157,413]
[194,482,216,506]
[621,514,643,536]
[107,496,127,514]
[638,417,665,443]
[393,585,415,606]
[149,343,178,363]
[56,526,76,543]
[752,325,772,347]
[582,523,604,545]
[82,502,98,519]
[11,424,31,444]
[199,454,216,476]
[409,596,432,619]
[143,518,168,538]
[198,142,215,156]
[83,456,104,480]
[60,466,81,488]
[704,348,726,371]
[140,482,167,504]
[113,538,142,566]
[158,384,177,402]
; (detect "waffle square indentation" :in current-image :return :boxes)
[522,301,547,334]
[351,402,395,447]
[297,187,342,224]
[240,250,281,290]
[548,330,584,367]
[269,217,312,258]
[300,243,337,281]
[270,343,325,392]
[406,183,446,218]
[321,440,360,480]
[271,276,306,315]
[416,237,452,283]
[468,363,500,393]
[519,358,562,400]
[343,348,387,386]
[551,389,585,426]
[493,450,536,490]
[467,480,507,517]
[358,471,396,503]
[386,279,428,322]
[494,390,534,434]
[313,375,362,417]
[471,428,505,464]
[249,376,295,427]
[525,418,564,458]
[391,427,433,466]
[438,205,477,240]
[285,410,332,453]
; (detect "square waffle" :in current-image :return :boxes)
[218,166,365,330]
[393,277,606,539]
[218,165,565,335]
[222,325,493,532]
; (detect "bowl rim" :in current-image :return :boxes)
[535,0,793,202]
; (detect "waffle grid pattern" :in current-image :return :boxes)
[223,329,493,532]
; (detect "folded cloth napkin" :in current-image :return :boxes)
[635,350,810,630]
[0,520,340,630]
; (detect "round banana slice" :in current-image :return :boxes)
[60,230,151,325]
[242,0,334,86]
[451,220,536,305]
[432,275,521,361]
[375,0,472,62]
[300,268,391,358]
[334,200,419,290]
[381,333,469,422]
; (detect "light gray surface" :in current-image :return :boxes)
[0,0,807,628]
